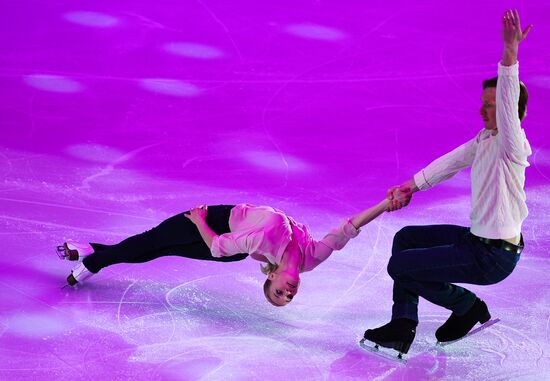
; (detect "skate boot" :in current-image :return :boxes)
[436,298,491,343]
[56,241,94,261]
[67,263,94,286]
[362,318,417,359]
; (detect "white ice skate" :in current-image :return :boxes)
[66,263,94,286]
[56,241,94,262]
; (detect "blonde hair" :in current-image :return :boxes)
[260,262,278,275]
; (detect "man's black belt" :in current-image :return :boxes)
[470,232,524,255]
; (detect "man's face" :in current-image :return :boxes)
[480,87,497,131]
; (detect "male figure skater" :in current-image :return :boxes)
[365,9,533,355]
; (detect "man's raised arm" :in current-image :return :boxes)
[498,9,532,157]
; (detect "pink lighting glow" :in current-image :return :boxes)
[0,1,548,380]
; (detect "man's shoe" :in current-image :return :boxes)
[363,318,417,354]
[435,298,491,343]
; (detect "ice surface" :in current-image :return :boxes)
[1,1,549,380]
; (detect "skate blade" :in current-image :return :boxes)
[358,339,408,363]
[61,279,79,290]
[436,318,501,346]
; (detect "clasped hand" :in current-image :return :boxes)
[386,185,412,212]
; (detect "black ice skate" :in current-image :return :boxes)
[360,318,417,362]
[436,298,499,345]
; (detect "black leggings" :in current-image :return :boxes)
[83,205,248,273]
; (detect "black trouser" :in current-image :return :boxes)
[83,205,248,273]
[388,224,521,322]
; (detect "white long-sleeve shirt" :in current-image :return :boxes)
[210,204,360,272]
[413,62,531,239]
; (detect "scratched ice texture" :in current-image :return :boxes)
[0,1,549,380]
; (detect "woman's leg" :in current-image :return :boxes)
[83,205,242,273]
[131,242,248,263]
[89,243,112,252]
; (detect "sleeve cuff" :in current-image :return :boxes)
[320,219,360,251]
[210,236,223,258]
[342,219,360,238]
[413,170,431,191]
[498,61,519,76]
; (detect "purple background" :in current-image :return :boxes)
[1,1,549,380]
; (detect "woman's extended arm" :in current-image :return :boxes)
[306,198,391,271]
[350,198,390,230]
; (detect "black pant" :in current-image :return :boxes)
[83,205,248,273]
[388,225,521,321]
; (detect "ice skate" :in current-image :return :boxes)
[56,241,94,261]
[436,298,498,345]
[66,263,94,286]
[360,318,417,362]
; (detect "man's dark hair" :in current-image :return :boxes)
[483,77,528,121]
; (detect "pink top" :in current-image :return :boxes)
[210,204,360,272]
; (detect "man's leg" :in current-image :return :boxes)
[389,225,520,319]
[363,224,481,353]
[389,224,475,322]
[386,224,521,343]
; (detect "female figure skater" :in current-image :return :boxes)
[58,197,405,306]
